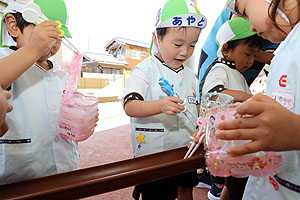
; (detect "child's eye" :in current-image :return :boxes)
[174,44,182,47]
[190,45,195,48]
[245,53,251,56]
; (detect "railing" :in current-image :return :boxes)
[0,146,205,200]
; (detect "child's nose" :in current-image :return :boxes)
[179,47,188,56]
[248,57,255,66]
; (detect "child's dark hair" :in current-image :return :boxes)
[227,34,264,51]
[156,28,167,37]
[156,27,187,39]
[9,12,32,42]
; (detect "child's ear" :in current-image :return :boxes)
[221,43,229,58]
[4,14,20,38]
[152,31,159,47]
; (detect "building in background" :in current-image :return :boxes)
[81,37,150,76]
[79,38,150,103]
[0,1,6,15]
[82,52,129,75]
[105,37,150,70]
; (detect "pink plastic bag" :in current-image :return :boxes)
[199,93,282,178]
[58,52,98,141]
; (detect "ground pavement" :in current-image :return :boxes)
[79,102,209,200]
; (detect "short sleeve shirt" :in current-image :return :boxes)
[202,61,251,95]
[123,56,198,157]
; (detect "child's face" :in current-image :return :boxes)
[156,27,200,69]
[17,24,61,62]
[235,0,289,43]
[225,42,260,73]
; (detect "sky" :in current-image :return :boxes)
[63,0,227,71]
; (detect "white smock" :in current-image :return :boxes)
[123,56,198,157]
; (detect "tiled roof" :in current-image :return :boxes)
[83,52,128,66]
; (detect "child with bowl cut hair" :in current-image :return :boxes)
[122,0,207,199]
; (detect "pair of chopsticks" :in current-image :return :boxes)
[184,120,206,159]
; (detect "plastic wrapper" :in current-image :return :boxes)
[199,92,282,177]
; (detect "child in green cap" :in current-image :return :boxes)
[122,0,206,199]
[200,17,263,102]
[199,17,263,200]
[0,0,79,185]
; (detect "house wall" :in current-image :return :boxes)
[101,63,123,74]
[105,40,150,71]
[78,78,109,89]
[82,63,125,74]
[0,1,6,12]
[125,44,150,70]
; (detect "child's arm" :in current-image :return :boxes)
[0,86,13,136]
[0,20,60,89]
[221,89,252,102]
[255,50,274,65]
[124,96,185,118]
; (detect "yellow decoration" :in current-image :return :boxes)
[213,158,219,169]
[191,4,201,15]
[55,21,65,37]
[136,132,145,144]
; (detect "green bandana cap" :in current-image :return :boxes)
[34,0,71,38]
[150,0,207,55]
[216,17,256,57]
[156,0,207,29]
[1,0,71,47]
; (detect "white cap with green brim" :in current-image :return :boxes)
[216,17,256,58]
[1,0,71,47]
[150,0,207,55]
[226,0,290,24]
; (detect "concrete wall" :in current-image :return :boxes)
[78,78,109,89]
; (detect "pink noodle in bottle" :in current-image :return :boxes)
[58,52,98,142]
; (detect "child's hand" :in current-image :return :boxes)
[159,96,185,115]
[26,20,61,58]
[216,93,300,156]
[0,88,13,137]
